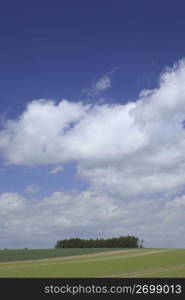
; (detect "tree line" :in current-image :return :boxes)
[55,235,141,248]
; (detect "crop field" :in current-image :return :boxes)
[0,248,184,277]
[0,248,125,263]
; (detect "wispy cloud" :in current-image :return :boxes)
[95,73,111,92]
[24,184,41,195]
[82,68,116,97]
[49,165,64,175]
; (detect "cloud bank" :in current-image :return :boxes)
[1,59,185,248]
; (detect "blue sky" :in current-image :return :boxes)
[1,0,185,248]
[1,0,185,113]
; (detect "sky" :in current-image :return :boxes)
[0,0,185,248]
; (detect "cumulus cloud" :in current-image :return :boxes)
[1,58,185,247]
[0,100,147,166]
[1,59,185,197]
[0,99,89,165]
[0,193,25,214]
[0,190,120,248]
[0,189,185,248]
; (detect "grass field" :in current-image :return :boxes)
[0,248,184,277]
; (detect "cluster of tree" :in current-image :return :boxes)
[55,235,140,248]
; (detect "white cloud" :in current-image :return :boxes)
[1,59,184,198]
[0,190,121,248]
[167,194,185,208]
[1,59,185,247]
[49,166,64,175]
[95,74,111,92]
[0,193,25,214]
[24,184,41,195]
[0,99,89,165]
[82,70,113,96]
[0,100,147,166]
[0,189,185,248]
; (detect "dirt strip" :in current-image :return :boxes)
[89,249,173,264]
[106,264,185,278]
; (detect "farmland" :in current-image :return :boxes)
[0,248,184,277]
[0,247,125,262]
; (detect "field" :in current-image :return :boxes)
[0,248,125,262]
[0,248,184,277]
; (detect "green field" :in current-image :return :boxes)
[0,248,125,262]
[0,248,184,277]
